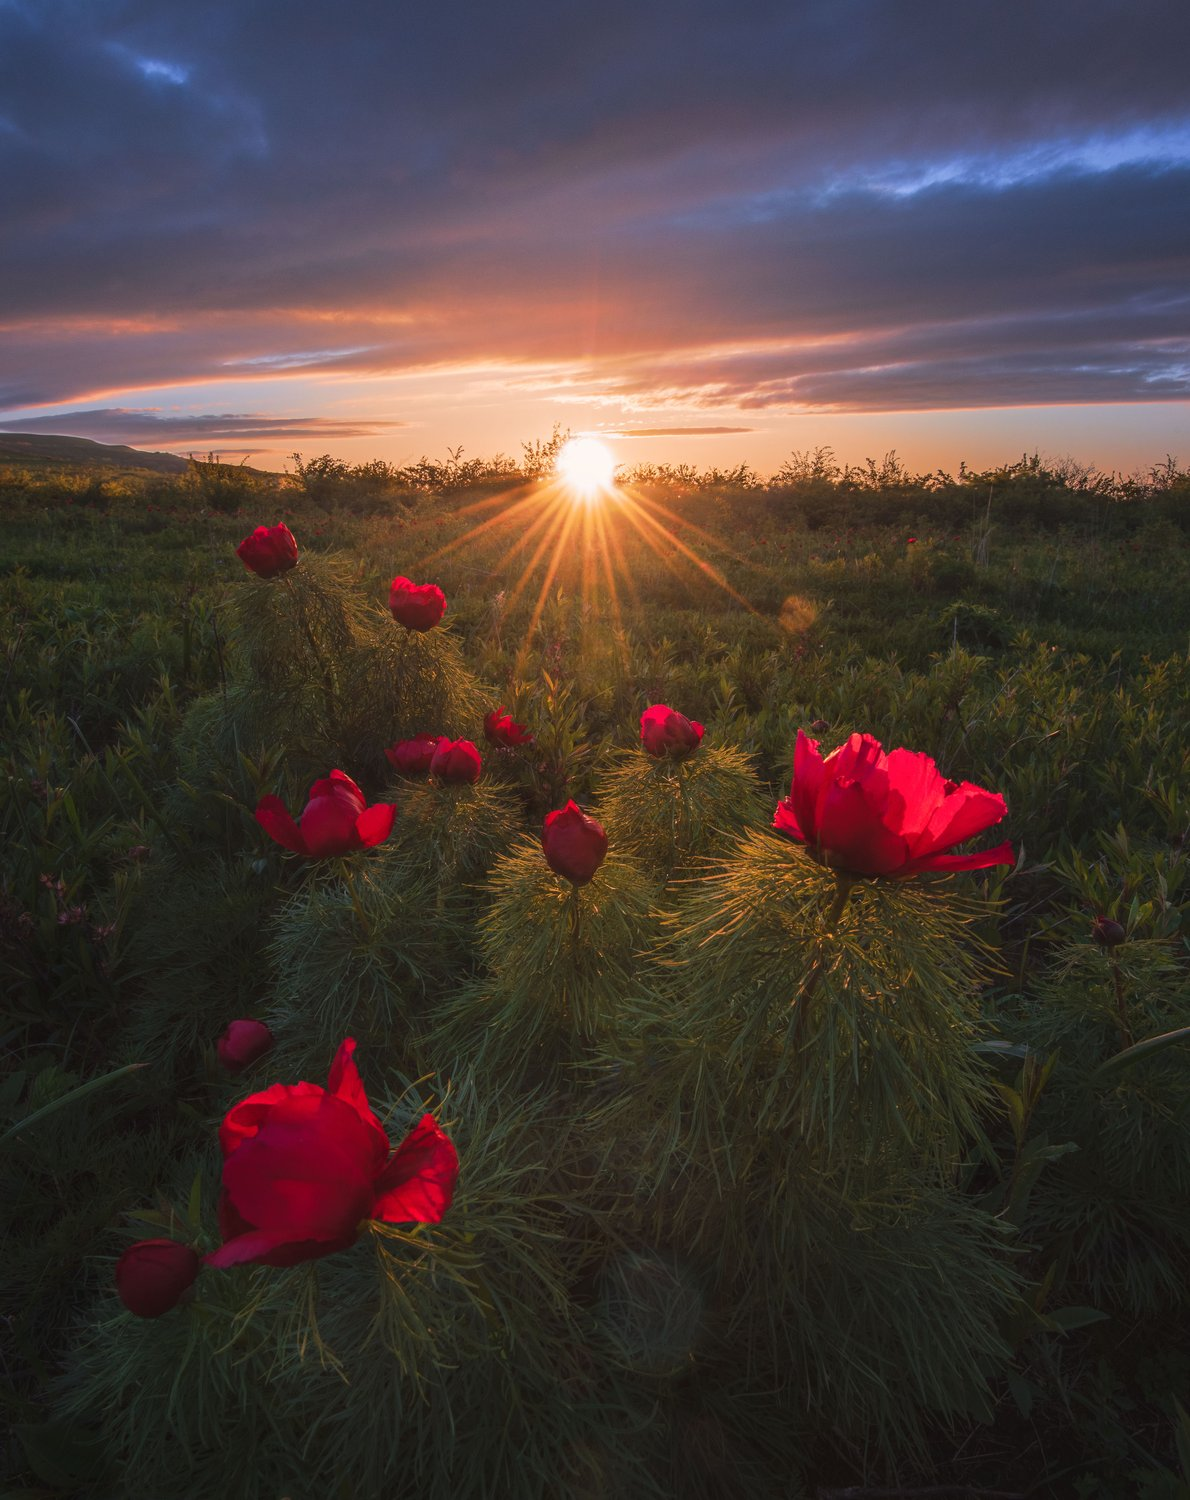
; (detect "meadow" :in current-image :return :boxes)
[2,442,1188,1498]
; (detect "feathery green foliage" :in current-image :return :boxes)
[429,840,661,1082]
[597,742,766,881]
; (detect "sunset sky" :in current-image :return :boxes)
[2,0,1188,478]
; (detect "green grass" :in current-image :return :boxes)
[2,453,1188,1498]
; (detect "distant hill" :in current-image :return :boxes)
[0,432,195,475]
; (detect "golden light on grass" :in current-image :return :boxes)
[555,436,617,502]
[417,444,768,675]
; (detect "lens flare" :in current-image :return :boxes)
[555,437,616,501]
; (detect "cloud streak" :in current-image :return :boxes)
[0,409,400,446]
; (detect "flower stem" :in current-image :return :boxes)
[567,884,582,962]
[1108,950,1133,1050]
[343,865,370,941]
[790,874,855,1048]
[281,572,338,724]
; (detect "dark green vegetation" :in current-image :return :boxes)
[2,443,1189,1499]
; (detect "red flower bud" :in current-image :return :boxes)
[384,735,443,775]
[217,1019,274,1075]
[389,576,447,631]
[1092,915,1127,947]
[484,707,534,748]
[773,730,1013,880]
[236,523,298,578]
[206,1038,458,1269]
[430,738,482,784]
[116,1239,200,1318]
[640,704,705,760]
[542,801,608,886]
[256,769,396,858]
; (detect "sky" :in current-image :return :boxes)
[1,0,1188,478]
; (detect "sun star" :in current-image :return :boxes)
[555,436,616,502]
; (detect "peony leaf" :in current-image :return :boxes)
[1092,1025,1190,1084]
[0,1063,146,1146]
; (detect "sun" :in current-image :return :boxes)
[555,436,617,501]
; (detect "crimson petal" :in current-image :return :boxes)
[355,802,396,849]
[371,1114,459,1225]
[900,839,1016,878]
[913,783,1008,859]
[222,1093,377,1241]
[255,796,307,854]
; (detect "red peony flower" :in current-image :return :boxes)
[430,738,482,784]
[236,523,299,578]
[384,734,444,775]
[389,576,447,631]
[205,1039,458,1269]
[640,704,705,760]
[542,801,608,886]
[116,1239,201,1317]
[773,730,1014,879]
[217,1019,274,1076]
[484,707,534,748]
[255,770,395,858]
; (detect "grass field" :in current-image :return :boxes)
[2,444,1188,1498]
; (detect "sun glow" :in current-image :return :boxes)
[555,436,617,501]
[415,445,768,683]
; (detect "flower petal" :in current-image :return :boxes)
[371,1114,459,1225]
[913,782,1008,859]
[326,1038,390,1163]
[790,731,827,842]
[355,802,396,849]
[772,798,806,842]
[300,793,363,857]
[205,1229,351,1269]
[255,796,307,854]
[222,1092,377,1241]
[899,839,1015,877]
[219,1081,324,1158]
[816,779,908,876]
[882,746,947,844]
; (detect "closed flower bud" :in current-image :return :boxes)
[384,735,443,775]
[389,576,447,631]
[430,738,482,784]
[640,704,705,760]
[236,523,298,578]
[542,801,608,886]
[217,1019,274,1076]
[1092,915,1127,947]
[116,1239,200,1318]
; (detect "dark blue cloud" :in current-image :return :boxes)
[2,0,1188,416]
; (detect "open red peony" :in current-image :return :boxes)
[773,730,1014,879]
[206,1038,458,1269]
[255,770,396,858]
